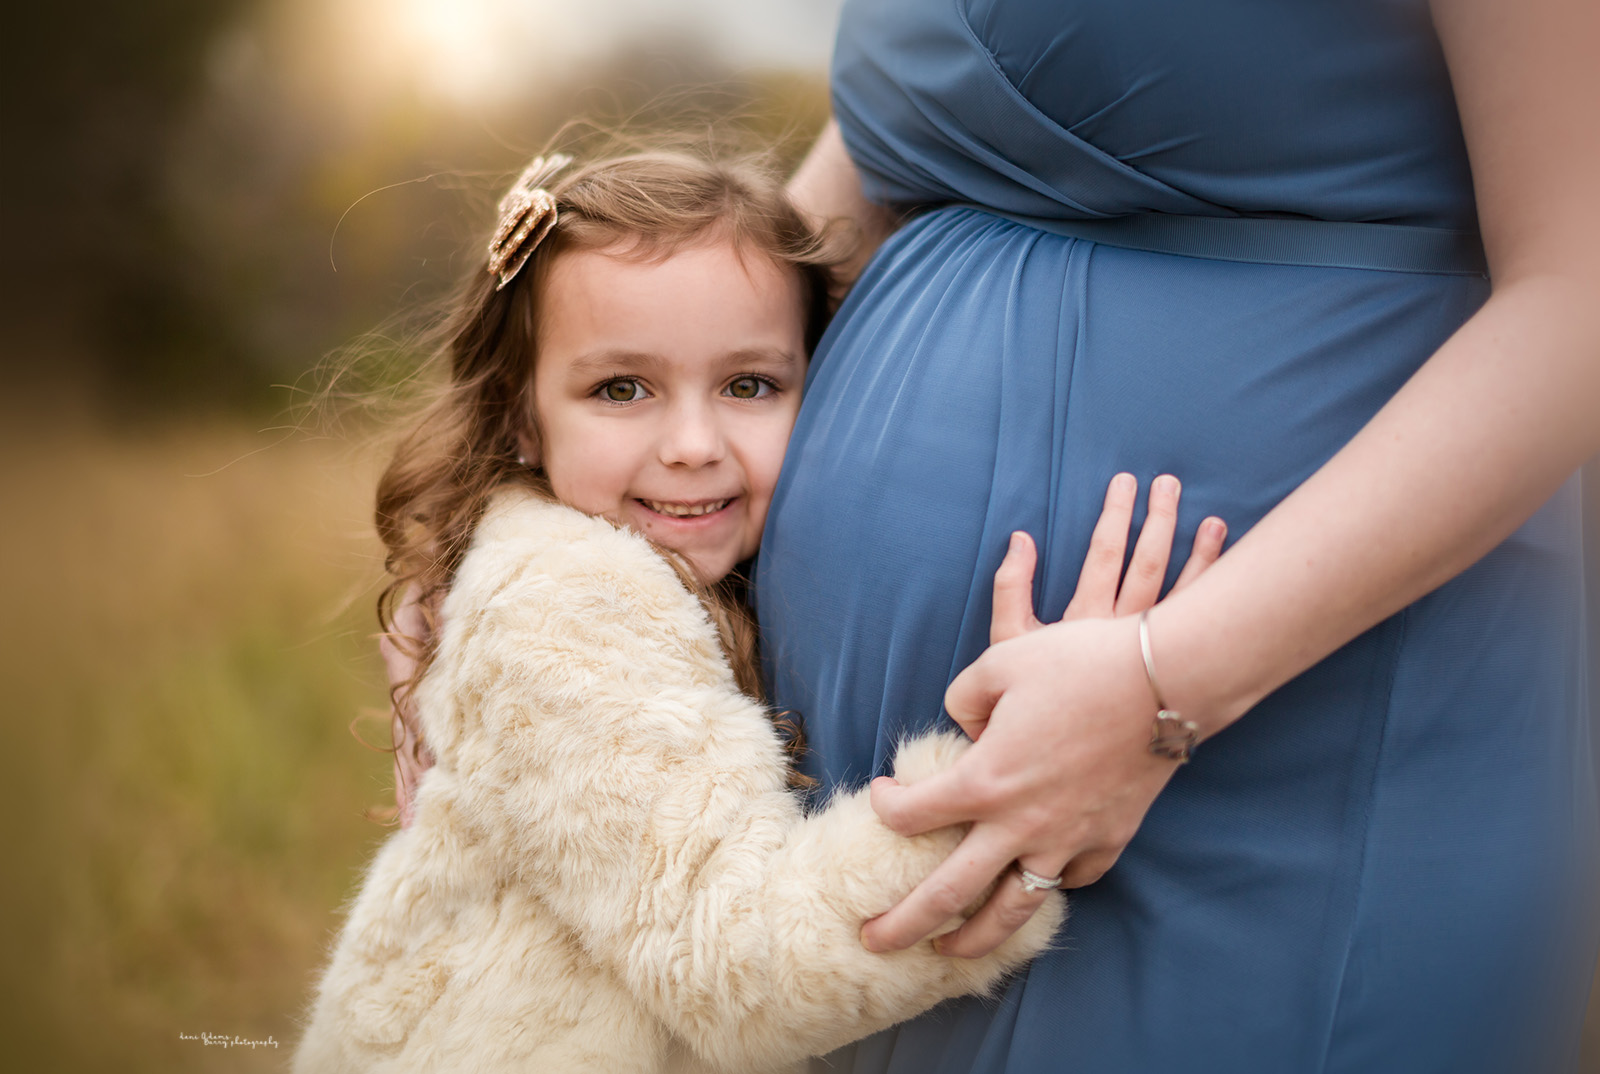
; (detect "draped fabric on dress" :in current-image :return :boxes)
[755,2,1596,1072]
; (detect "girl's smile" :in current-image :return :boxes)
[635,497,734,519]
[523,237,808,584]
[627,495,740,534]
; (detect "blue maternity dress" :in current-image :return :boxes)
[755,1,1596,1072]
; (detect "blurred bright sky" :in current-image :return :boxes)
[380,0,844,103]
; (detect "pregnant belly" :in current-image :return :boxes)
[756,205,1490,784]
[754,205,1588,1074]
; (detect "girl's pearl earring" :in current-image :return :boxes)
[516,454,529,467]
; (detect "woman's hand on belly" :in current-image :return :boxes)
[860,475,1226,958]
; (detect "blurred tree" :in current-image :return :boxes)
[0,1,828,416]
[2,0,267,409]
[149,21,830,415]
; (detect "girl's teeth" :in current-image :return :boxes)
[643,499,729,518]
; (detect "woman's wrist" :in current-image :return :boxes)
[1140,591,1268,742]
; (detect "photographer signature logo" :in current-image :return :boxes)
[178,1032,279,1049]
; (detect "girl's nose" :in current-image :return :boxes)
[658,401,727,468]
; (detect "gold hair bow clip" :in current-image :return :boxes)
[487,153,574,291]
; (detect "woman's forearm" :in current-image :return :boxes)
[1152,275,1600,732]
[787,119,899,291]
[860,0,1600,960]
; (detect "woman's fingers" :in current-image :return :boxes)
[378,630,417,691]
[391,588,429,644]
[393,707,420,827]
[384,587,435,828]
[1060,473,1225,618]
[1113,474,1180,615]
[990,531,1042,646]
[928,857,1062,959]
[382,589,427,694]
[1172,516,1227,592]
[1062,473,1137,620]
[869,766,981,837]
[389,684,436,828]
[860,826,1019,952]
[943,648,1006,743]
[1060,845,1124,889]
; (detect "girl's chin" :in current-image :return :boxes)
[654,544,736,587]
[621,502,748,583]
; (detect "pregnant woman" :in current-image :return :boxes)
[761,1,1600,1071]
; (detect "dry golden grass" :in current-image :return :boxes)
[0,406,394,1073]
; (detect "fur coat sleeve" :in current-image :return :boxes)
[295,491,1062,1074]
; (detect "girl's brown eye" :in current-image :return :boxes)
[728,377,763,399]
[604,380,641,402]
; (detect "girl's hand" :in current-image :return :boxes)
[381,592,435,828]
[864,474,1225,956]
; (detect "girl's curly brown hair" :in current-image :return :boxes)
[375,147,841,779]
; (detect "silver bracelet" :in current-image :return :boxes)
[1138,609,1201,763]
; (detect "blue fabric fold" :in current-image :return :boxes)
[761,3,1593,1071]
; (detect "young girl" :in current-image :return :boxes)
[294,149,1222,1074]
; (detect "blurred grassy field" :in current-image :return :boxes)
[0,404,394,1073]
[0,404,1593,1072]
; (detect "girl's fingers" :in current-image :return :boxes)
[860,826,1019,952]
[990,531,1042,645]
[1172,516,1228,593]
[927,857,1063,959]
[1113,474,1180,616]
[1062,473,1137,621]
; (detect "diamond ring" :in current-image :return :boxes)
[1015,865,1064,894]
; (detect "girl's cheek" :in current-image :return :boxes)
[763,417,801,491]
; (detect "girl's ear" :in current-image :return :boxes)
[514,426,540,468]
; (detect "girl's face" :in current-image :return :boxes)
[525,239,808,584]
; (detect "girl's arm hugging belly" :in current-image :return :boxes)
[294,492,1061,1074]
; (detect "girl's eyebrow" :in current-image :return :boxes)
[721,346,804,370]
[564,347,803,374]
[565,349,661,374]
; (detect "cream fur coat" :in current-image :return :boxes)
[294,491,1062,1074]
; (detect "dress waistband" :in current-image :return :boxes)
[945,204,1489,277]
